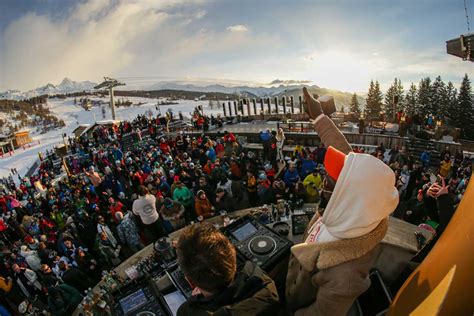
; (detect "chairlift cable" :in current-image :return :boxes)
[464,0,471,33]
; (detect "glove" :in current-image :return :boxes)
[302,87,323,119]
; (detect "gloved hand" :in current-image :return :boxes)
[302,87,323,119]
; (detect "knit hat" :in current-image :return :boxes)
[324,146,346,180]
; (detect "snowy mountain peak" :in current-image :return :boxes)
[0,78,98,100]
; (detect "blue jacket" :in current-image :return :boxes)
[300,159,317,179]
[207,148,216,162]
[260,131,271,142]
[283,169,300,187]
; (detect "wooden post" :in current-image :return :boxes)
[260,98,264,113]
[290,96,295,114]
[223,102,227,117]
[239,100,244,115]
[282,96,287,114]
[267,98,271,114]
[298,95,303,113]
[246,98,251,117]
[274,97,279,114]
[228,102,233,116]
[252,98,257,115]
[233,101,238,115]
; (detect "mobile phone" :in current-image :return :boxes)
[436,175,444,185]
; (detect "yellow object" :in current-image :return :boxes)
[409,266,456,315]
[388,180,474,315]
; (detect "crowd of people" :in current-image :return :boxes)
[0,104,471,314]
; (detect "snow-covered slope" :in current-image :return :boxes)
[0,96,230,178]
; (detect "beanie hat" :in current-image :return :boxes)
[324,146,346,180]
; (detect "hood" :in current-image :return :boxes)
[320,152,398,240]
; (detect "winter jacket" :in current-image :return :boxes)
[286,216,387,316]
[283,169,300,187]
[47,284,82,316]
[117,213,142,247]
[0,276,12,293]
[173,186,194,207]
[62,267,94,293]
[303,173,323,199]
[160,202,186,229]
[177,261,280,316]
[214,192,235,213]
[194,197,214,219]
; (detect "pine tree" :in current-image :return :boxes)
[383,78,399,120]
[349,93,361,115]
[365,80,375,117]
[444,82,458,126]
[456,74,474,139]
[366,80,383,120]
[405,83,417,116]
[431,76,447,119]
[340,104,345,113]
[417,77,433,117]
[396,78,405,112]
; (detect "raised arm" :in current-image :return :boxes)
[303,87,352,154]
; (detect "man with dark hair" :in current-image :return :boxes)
[176,224,280,315]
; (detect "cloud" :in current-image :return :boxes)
[269,79,311,85]
[0,0,218,91]
[226,24,248,32]
[1,0,472,93]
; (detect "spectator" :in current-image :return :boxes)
[132,185,166,242]
[214,188,234,213]
[11,264,42,300]
[116,211,144,253]
[303,167,323,202]
[160,198,186,231]
[194,190,214,219]
[276,128,286,163]
[59,261,94,293]
[47,284,82,316]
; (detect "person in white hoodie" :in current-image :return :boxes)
[285,88,399,316]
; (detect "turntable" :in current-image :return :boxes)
[223,216,293,271]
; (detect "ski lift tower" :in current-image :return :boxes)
[447,1,474,61]
[94,77,125,120]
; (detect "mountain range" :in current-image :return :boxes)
[0,78,366,109]
[0,78,97,100]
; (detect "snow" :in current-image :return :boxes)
[0,96,225,178]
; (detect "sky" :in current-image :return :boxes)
[0,0,473,93]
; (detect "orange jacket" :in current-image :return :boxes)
[194,197,214,219]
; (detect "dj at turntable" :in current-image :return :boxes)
[174,223,281,316]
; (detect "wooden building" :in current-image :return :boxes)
[12,130,32,147]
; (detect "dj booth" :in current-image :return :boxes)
[74,204,432,315]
